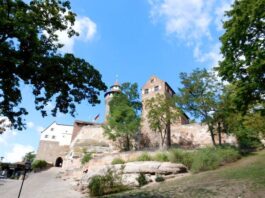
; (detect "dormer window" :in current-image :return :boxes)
[144,89,149,94]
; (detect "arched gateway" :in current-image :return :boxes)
[55,157,63,167]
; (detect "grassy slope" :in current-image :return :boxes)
[107,150,265,198]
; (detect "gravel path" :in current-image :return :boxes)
[0,168,84,198]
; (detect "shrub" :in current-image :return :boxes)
[191,147,241,173]
[155,175,165,182]
[81,152,92,165]
[168,149,194,169]
[153,152,169,162]
[137,152,152,161]
[137,172,148,187]
[111,158,125,165]
[31,160,47,171]
[88,167,128,196]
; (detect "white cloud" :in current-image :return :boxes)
[37,126,45,133]
[4,144,34,163]
[27,121,35,129]
[149,0,214,44]
[57,16,97,53]
[194,43,222,67]
[148,0,233,67]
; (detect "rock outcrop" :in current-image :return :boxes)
[80,161,188,188]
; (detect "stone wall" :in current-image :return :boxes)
[36,140,69,164]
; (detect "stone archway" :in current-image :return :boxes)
[55,157,63,167]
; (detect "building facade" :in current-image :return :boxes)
[36,122,73,166]
[141,76,189,147]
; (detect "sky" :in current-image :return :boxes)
[0,0,234,162]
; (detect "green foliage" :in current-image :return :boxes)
[217,0,265,111]
[88,168,128,196]
[0,0,106,130]
[23,151,36,163]
[81,152,92,165]
[104,82,141,151]
[168,149,194,169]
[31,160,47,171]
[191,147,240,173]
[145,94,180,149]
[153,152,169,162]
[176,68,224,146]
[111,158,125,165]
[136,172,148,187]
[136,152,152,161]
[155,175,165,182]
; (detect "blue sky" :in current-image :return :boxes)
[0,0,233,162]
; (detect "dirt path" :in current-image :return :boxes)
[0,167,84,198]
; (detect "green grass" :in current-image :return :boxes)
[111,158,125,165]
[221,151,265,186]
[136,152,152,161]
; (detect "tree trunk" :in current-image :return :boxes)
[209,124,216,146]
[166,123,171,149]
[218,121,222,145]
[125,135,130,151]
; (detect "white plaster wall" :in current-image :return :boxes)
[40,122,73,146]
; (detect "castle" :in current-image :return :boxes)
[36,76,236,168]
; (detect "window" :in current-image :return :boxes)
[45,135,48,138]
[144,89,149,94]
[52,135,56,139]
[151,78,154,83]
[154,86,159,92]
[50,128,54,131]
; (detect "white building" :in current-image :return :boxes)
[36,122,73,166]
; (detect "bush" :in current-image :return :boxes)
[191,147,241,173]
[155,175,165,182]
[236,128,263,150]
[111,158,125,165]
[81,152,92,165]
[168,149,194,169]
[137,152,152,161]
[153,152,169,162]
[31,160,47,171]
[88,167,128,196]
[137,172,148,187]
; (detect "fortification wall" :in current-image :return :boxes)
[36,140,69,164]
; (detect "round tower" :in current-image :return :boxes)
[104,81,121,122]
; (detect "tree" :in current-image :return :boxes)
[23,151,36,163]
[104,83,141,151]
[145,94,180,149]
[176,68,223,146]
[217,0,265,112]
[0,0,107,130]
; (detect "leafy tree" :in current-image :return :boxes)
[217,0,265,112]
[145,94,180,149]
[0,0,107,130]
[176,68,223,146]
[104,83,141,151]
[23,151,36,163]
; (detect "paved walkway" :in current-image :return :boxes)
[0,168,84,198]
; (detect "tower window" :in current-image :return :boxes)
[144,89,149,94]
[154,86,159,92]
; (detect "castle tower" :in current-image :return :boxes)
[141,76,189,147]
[104,81,121,122]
